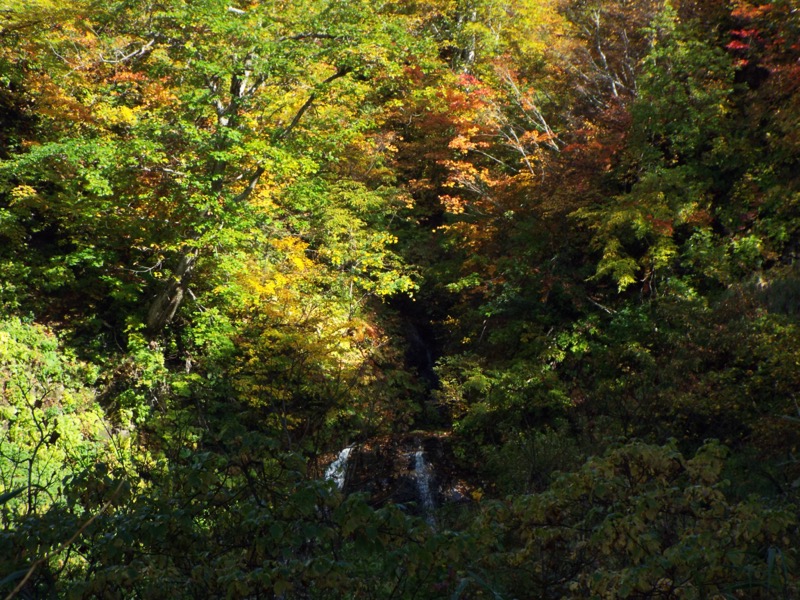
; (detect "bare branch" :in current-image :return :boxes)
[141,166,189,177]
[100,38,155,64]
[471,148,519,173]
[587,296,616,315]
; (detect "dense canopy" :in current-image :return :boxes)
[2,0,800,598]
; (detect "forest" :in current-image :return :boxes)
[1,0,800,597]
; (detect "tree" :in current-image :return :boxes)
[576,2,736,294]
[0,0,423,335]
[468,441,798,599]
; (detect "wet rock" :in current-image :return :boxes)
[322,433,479,519]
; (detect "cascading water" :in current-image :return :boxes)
[414,449,436,527]
[325,446,352,490]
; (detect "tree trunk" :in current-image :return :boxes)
[146,252,197,334]
[144,67,351,335]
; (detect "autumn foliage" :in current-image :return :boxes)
[2,1,800,598]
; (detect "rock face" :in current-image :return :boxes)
[323,434,473,520]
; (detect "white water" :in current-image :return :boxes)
[414,449,436,527]
[325,446,352,490]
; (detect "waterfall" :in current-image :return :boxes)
[325,446,352,490]
[414,449,436,527]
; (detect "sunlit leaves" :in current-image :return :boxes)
[2,1,800,597]
[0,318,121,520]
[574,4,736,293]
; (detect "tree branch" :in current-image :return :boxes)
[100,38,155,64]
[5,481,125,600]
[284,32,341,41]
[231,165,266,204]
[273,66,352,142]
